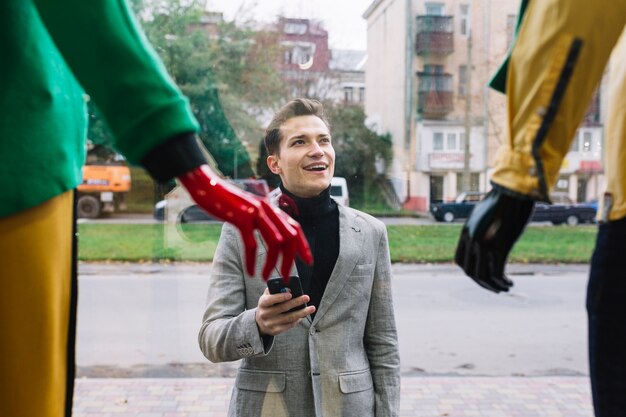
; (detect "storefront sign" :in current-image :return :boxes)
[579,160,603,173]
[429,152,467,169]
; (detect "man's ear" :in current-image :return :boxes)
[267,155,281,174]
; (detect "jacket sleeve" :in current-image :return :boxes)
[489,0,626,201]
[32,0,199,165]
[198,224,274,363]
[364,225,401,417]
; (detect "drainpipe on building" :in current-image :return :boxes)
[462,30,473,192]
[483,0,491,192]
[404,0,415,205]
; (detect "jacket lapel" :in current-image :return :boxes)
[259,195,362,326]
[312,206,363,325]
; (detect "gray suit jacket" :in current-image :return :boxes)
[198,204,400,417]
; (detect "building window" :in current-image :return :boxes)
[344,87,354,103]
[555,176,569,192]
[458,65,468,96]
[292,44,315,66]
[459,133,466,150]
[506,14,517,50]
[433,132,444,151]
[456,173,480,193]
[358,87,365,103]
[421,65,450,92]
[583,131,592,152]
[425,2,444,15]
[447,133,456,150]
[284,22,307,35]
[424,64,444,74]
[460,4,469,35]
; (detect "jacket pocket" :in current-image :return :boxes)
[338,368,373,394]
[236,369,286,393]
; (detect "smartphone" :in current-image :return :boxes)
[267,276,307,312]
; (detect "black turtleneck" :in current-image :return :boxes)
[278,184,339,319]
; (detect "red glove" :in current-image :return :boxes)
[178,165,312,280]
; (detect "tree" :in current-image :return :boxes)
[141,0,250,178]
[87,0,286,180]
[325,103,392,207]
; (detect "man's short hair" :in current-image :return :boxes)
[264,98,330,155]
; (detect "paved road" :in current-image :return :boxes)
[76,263,590,378]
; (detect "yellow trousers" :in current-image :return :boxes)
[491,0,626,220]
[0,191,75,417]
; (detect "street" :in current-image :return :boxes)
[76,262,590,377]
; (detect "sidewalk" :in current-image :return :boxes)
[73,376,593,417]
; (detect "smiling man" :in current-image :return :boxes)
[198,98,400,417]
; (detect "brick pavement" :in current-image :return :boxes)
[73,377,593,417]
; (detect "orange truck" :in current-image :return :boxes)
[76,164,131,218]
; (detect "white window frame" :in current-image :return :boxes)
[433,132,444,151]
[425,2,444,15]
[459,4,470,36]
[446,133,457,150]
[582,131,593,152]
[344,86,354,103]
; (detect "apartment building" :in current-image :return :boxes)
[363,0,605,211]
[274,17,366,106]
[329,49,367,105]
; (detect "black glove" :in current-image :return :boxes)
[455,184,535,293]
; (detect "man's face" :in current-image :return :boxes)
[267,115,335,198]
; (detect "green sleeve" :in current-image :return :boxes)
[489,0,530,94]
[32,0,199,164]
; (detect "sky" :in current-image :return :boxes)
[205,0,373,50]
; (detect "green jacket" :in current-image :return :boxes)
[489,0,529,93]
[0,0,199,218]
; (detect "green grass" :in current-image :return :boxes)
[78,223,223,262]
[508,225,597,263]
[387,225,463,263]
[387,225,597,264]
[78,223,597,263]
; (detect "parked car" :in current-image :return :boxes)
[430,191,597,225]
[154,179,270,221]
[329,177,349,206]
[430,191,485,223]
[531,201,596,225]
[584,198,599,212]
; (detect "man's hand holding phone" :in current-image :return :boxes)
[255,276,315,337]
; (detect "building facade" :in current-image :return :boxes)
[329,49,367,105]
[275,17,332,98]
[274,17,366,106]
[363,0,605,211]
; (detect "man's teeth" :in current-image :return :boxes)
[305,165,326,171]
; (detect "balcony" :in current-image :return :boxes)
[415,15,454,56]
[417,73,453,119]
